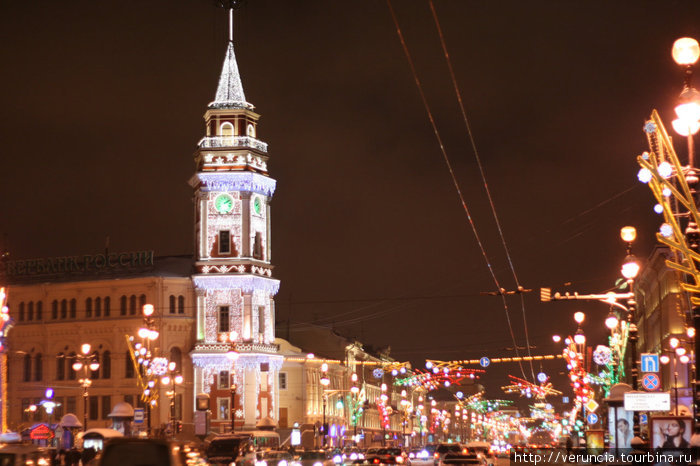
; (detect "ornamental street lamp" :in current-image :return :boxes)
[137,304,159,435]
[320,363,330,447]
[661,338,692,415]
[161,361,183,436]
[72,343,99,431]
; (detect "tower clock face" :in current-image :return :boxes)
[253,197,262,215]
[214,193,234,214]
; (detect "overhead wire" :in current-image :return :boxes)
[385,0,528,380]
[427,0,535,382]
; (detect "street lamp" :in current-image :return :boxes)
[220,331,239,433]
[72,343,99,431]
[161,361,183,436]
[320,363,330,447]
[136,304,159,435]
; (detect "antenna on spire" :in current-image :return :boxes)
[217,0,244,43]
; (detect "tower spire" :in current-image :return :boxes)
[210,0,251,110]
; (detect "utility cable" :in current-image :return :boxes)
[386,0,527,380]
[427,0,536,382]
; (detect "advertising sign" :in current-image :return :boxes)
[624,392,671,411]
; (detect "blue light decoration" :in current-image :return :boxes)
[373,368,384,379]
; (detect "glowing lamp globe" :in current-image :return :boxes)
[676,347,687,356]
[168,361,176,371]
[142,304,154,317]
[680,354,690,364]
[81,343,92,355]
[162,376,171,385]
[605,313,619,329]
[673,118,700,136]
[574,312,585,324]
[620,226,637,243]
[72,362,83,371]
[621,257,640,279]
[660,355,671,365]
[351,373,358,382]
[688,327,696,338]
[670,337,680,348]
[137,328,150,339]
[321,363,328,372]
[552,335,561,343]
[175,375,184,384]
[672,37,700,66]
[573,332,586,345]
[320,376,330,387]
[89,361,100,371]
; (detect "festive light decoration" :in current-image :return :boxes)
[501,375,562,399]
[396,365,483,390]
[592,345,612,366]
[373,368,384,379]
[0,288,12,433]
[210,41,251,110]
[196,172,276,196]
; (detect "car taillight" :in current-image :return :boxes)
[373,459,380,464]
[434,453,439,459]
[462,449,468,454]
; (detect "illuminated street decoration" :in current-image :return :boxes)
[637,111,700,301]
[501,375,562,399]
[395,366,483,390]
[562,338,594,425]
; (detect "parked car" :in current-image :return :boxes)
[262,450,295,466]
[0,442,51,466]
[432,444,464,466]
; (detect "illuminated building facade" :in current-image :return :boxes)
[189,37,282,430]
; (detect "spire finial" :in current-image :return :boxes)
[217,0,243,43]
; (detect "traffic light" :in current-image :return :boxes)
[176,421,183,433]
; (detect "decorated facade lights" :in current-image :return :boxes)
[561,332,593,435]
[0,288,13,433]
[72,343,100,431]
[219,331,239,432]
[161,361,184,436]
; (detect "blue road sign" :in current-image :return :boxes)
[640,413,648,424]
[479,357,490,368]
[587,413,599,425]
[642,373,660,391]
[134,408,145,424]
[640,353,659,373]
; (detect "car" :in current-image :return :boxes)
[295,450,335,466]
[408,447,431,463]
[342,446,364,463]
[432,444,464,466]
[364,447,410,465]
[97,438,186,466]
[205,433,254,465]
[0,442,51,466]
[437,452,482,466]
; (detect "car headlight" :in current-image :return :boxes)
[314,462,323,466]
[279,461,288,466]
[359,454,364,460]
[396,456,404,463]
[419,451,428,459]
[256,461,267,466]
[350,453,358,460]
[333,455,342,464]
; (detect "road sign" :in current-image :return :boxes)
[642,373,661,392]
[640,353,660,373]
[624,392,671,411]
[585,399,599,413]
[479,357,490,368]
[640,413,648,424]
[537,372,548,383]
[134,408,144,424]
[587,413,599,425]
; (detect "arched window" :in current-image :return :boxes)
[66,352,76,380]
[34,354,42,381]
[27,302,34,321]
[129,295,136,315]
[90,352,100,379]
[169,347,182,372]
[247,123,256,138]
[120,295,127,316]
[139,294,146,314]
[220,121,234,138]
[36,301,43,321]
[60,300,67,319]
[23,354,31,382]
[178,296,185,314]
[18,303,24,322]
[102,351,111,379]
[69,299,76,318]
[169,295,176,314]
[56,353,65,380]
[52,300,58,320]
[125,351,135,378]
[95,297,101,318]
[85,298,93,318]
[104,297,111,317]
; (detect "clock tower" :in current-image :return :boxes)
[189,25,282,429]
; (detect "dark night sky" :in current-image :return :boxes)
[3,0,700,401]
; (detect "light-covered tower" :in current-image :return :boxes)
[190,20,282,430]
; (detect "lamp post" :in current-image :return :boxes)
[137,304,159,436]
[660,338,692,415]
[380,383,388,447]
[72,343,99,432]
[161,361,183,436]
[350,373,360,440]
[320,363,330,447]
